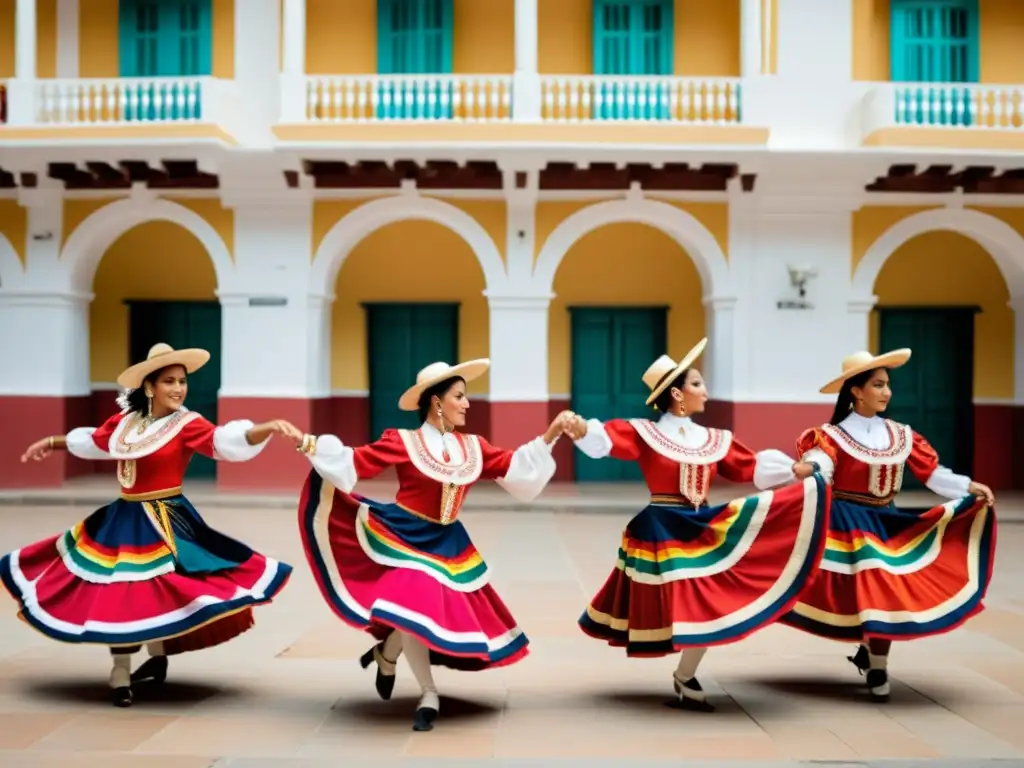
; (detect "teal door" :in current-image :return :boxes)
[877,306,975,490]
[890,0,978,126]
[377,0,454,119]
[570,307,667,482]
[365,303,459,440]
[593,0,674,120]
[119,0,213,121]
[127,300,221,480]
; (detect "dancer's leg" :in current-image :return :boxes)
[109,645,140,707]
[132,640,169,684]
[671,647,714,711]
[401,631,439,731]
[866,638,891,701]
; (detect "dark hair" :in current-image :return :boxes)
[123,365,183,414]
[829,367,885,425]
[652,368,694,413]
[417,376,466,422]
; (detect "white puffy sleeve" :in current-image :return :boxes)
[753,449,800,490]
[306,434,358,493]
[799,447,835,484]
[924,467,972,499]
[212,420,269,462]
[492,437,558,503]
[573,419,613,459]
[66,427,115,460]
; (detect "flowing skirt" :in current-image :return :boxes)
[781,493,996,641]
[299,469,528,671]
[0,494,292,650]
[579,474,830,657]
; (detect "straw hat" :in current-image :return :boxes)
[642,338,708,406]
[116,343,211,390]
[819,349,912,395]
[398,359,490,411]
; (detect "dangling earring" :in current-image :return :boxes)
[138,390,154,434]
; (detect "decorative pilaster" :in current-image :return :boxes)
[513,0,540,121]
[233,0,281,146]
[280,0,307,122]
[7,0,38,125]
[56,0,79,78]
[740,0,763,77]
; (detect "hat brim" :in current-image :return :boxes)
[819,349,912,395]
[116,349,211,390]
[644,338,708,406]
[398,359,491,412]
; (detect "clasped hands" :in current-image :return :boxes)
[543,411,588,444]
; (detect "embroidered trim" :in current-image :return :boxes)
[821,420,913,466]
[628,419,732,465]
[109,409,201,461]
[398,429,483,487]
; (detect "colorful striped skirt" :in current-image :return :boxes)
[579,474,829,656]
[299,469,528,671]
[782,493,996,641]
[0,494,292,650]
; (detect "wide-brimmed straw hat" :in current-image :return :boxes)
[116,343,211,390]
[398,359,490,411]
[819,348,912,395]
[642,337,708,406]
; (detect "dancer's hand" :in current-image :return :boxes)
[543,410,575,444]
[564,414,588,440]
[20,438,54,463]
[792,461,816,480]
[267,419,304,443]
[968,481,995,506]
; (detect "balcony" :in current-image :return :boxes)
[0,77,239,144]
[276,72,762,147]
[861,82,1024,150]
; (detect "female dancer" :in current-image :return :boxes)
[1,343,297,707]
[294,358,572,732]
[778,348,996,702]
[564,338,829,711]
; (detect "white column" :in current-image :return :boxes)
[776,0,851,82]
[486,294,550,403]
[1011,296,1024,405]
[0,291,91,397]
[56,0,79,78]
[8,0,38,125]
[702,295,738,402]
[280,0,308,122]
[20,189,63,278]
[234,0,280,145]
[512,0,540,121]
[740,0,763,78]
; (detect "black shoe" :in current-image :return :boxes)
[866,668,890,702]
[131,655,168,685]
[359,642,397,701]
[112,686,133,707]
[412,705,438,732]
[847,644,869,675]
[667,675,715,712]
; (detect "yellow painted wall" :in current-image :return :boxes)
[90,223,218,382]
[0,0,56,77]
[853,0,1024,82]
[548,223,705,395]
[539,0,741,75]
[0,200,26,268]
[306,0,514,74]
[77,0,235,78]
[330,221,490,394]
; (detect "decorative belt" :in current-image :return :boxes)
[397,503,454,526]
[120,487,183,502]
[833,489,896,507]
[649,494,697,508]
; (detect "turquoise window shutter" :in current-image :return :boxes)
[890,0,978,126]
[592,0,673,119]
[376,0,454,118]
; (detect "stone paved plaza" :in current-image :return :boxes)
[1,483,1023,766]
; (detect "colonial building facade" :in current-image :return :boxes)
[0,0,1022,490]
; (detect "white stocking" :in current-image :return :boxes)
[674,647,708,682]
[376,631,403,675]
[401,631,438,711]
[109,653,133,689]
[146,641,165,657]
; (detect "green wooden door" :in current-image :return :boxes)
[365,303,459,440]
[570,307,667,482]
[127,300,221,480]
[119,0,213,120]
[376,0,454,119]
[877,306,975,490]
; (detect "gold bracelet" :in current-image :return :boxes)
[48,436,54,450]
[297,434,318,456]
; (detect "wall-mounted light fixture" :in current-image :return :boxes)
[777,264,818,310]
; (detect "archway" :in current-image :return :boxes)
[310,196,507,296]
[861,208,1023,489]
[330,216,491,445]
[550,219,706,482]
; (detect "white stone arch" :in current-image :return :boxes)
[61,197,234,293]
[0,232,24,289]
[853,207,1024,300]
[310,195,507,295]
[533,198,732,297]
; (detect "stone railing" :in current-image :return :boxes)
[863,81,1024,133]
